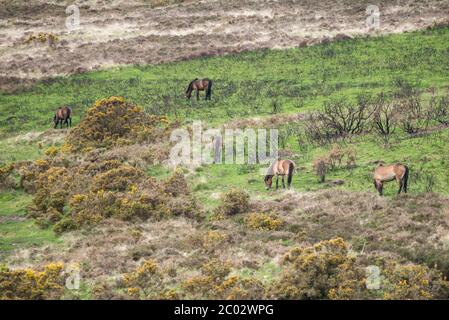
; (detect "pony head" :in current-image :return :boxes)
[186,79,198,99]
[264,175,274,190]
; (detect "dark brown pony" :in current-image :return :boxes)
[264,159,296,190]
[54,106,72,129]
[186,78,213,100]
[373,163,409,196]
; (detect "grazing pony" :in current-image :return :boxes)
[264,159,296,190]
[186,78,213,101]
[54,106,72,129]
[373,163,409,196]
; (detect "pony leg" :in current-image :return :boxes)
[275,176,279,190]
[282,176,285,189]
[196,90,199,101]
[69,117,72,128]
[374,180,382,196]
[397,178,403,195]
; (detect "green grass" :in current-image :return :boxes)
[0,190,60,255]
[0,27,448,136]
[0,137,50,164]
[189,128,449,206]
[0,190,32,217]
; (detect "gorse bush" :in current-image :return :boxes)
[163,168,190,197]
[17,96,200,231]
[65,96,170,152]
[215,188,250,216]
[182,259,266,299]
[23,32,59,46]
[382,263,449,300]
[0,163,15,190]
[272,238,449,300]
[115,258,265,300]
[0,263,65,300]
[272,238,363,299]
[121,260,171,299]
[23,157,199,232]
[244,212,284,231]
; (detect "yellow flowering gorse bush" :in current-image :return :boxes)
[0,263,65,300]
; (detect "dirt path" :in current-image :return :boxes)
[1,0,448,91]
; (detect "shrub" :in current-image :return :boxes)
[245,212,284,231]
[430,95,449,126]
[121,260,165,299]
[371,94,398,146]
[0,263,65,300]
[92,165,145,192]
[65,97,170,152]
[312,157,328,183]
[327,144,344,170]
[215,189,250,216]
[0,163,15,189]
[303,113,339,145]
[382,263,449,300]
[272,238,363,299]
[53,217,78,234]
[23,32,59,46]
[318,99,373,137]
[163,169,190,197]
[345,147,357,169]
[117,259,181,299]
[44,146,59,157]
[272,238,449,300]
[25,159,200,231]
[396,94,431,135]
[17,159,51,193]
[182,259,266,299]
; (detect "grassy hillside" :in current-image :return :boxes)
[0,26,448,135]
[1,26,449,300]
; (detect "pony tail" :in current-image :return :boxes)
[403,165,409,193]
[206,79,213,99]
[287,162,294,186]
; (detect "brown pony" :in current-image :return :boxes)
[54,106,72,129]
[186,78,213,100]
[373,163,409,196]
[264,159,296,190]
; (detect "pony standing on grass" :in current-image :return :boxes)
[186,78,213,101]
[373,163,409,196]
[264,159,296,190]
[54,106,72,129]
